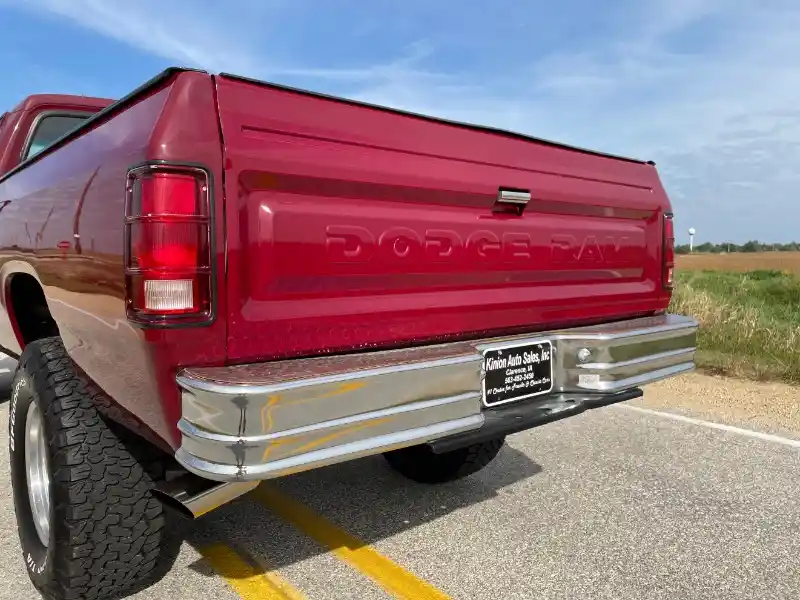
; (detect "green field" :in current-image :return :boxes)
[669,269,800,383]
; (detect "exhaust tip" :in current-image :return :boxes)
[151,487,200,520]
[153,474,258,519]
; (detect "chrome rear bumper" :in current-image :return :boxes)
[176,314,698,482]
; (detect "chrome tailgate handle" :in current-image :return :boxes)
[495,188,531,213]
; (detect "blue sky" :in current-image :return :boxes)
[1,0,798,243]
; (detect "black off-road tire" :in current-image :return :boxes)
[383,437,506,483]
[8,337,175,600]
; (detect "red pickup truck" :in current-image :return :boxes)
[0,67,697,600]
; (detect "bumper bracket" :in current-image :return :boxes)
[429,388,643,453]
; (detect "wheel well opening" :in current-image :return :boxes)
[8,274,59,346]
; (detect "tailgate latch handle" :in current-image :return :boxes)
[495,187,531,214]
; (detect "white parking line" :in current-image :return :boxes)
[619,404,800,448]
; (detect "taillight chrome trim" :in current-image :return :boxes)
[662,212,675,290]
[123,160,218,328]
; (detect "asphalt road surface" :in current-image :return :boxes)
[0,355,798,600]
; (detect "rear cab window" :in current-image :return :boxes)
[23,113,90,160]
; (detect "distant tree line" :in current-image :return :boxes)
[676,241,800,254]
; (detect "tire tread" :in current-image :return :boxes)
[16,337,168,600]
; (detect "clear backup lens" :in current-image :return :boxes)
[144,279,194,312]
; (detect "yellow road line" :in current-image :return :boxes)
[199,542,308,600]
[253,485,452,600]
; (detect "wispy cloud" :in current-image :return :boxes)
[8,0,271,74]
[9,0,447,88]
[5,0,800,242]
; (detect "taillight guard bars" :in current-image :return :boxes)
[124,162,215,327]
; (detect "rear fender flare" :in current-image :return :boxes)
[0,260,46,355]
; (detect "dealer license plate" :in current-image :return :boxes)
[482,341,554,407]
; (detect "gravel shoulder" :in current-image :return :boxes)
[635,371,800,438]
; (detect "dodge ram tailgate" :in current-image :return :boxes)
[214,74,670,364]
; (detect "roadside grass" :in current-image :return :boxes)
[669,268,800,383]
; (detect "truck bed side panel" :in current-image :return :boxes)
[215,76,669,364]
[0,71,226,449]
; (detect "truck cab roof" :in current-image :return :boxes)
[7,93,114,114]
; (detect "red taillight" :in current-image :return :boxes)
[663,213,675,288]
[125,166,213,323]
